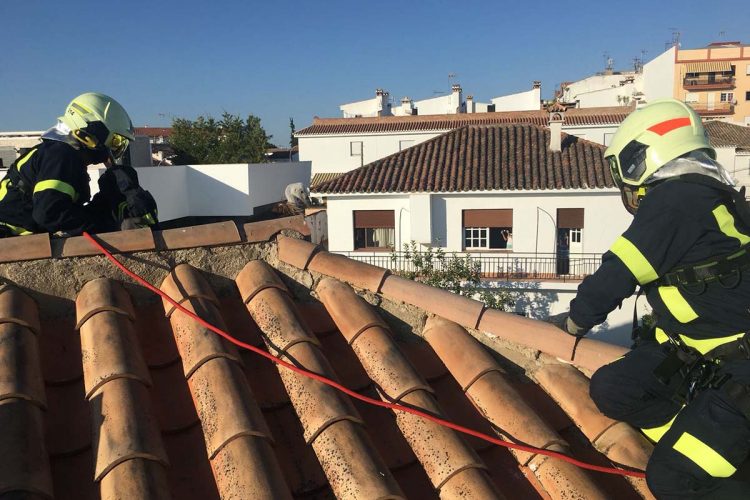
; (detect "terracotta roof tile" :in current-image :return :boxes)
[52,227,155,258]
[535,364,654,498]
[159,264,292,499]
[0,233,51,264]
[297,107,631,136]
[0,399,53,497]
[313,124,614,193]
[705,120,750,148]
[423,316,606,498]
[237,261,405,498]
[316,279,500,497]
[0,227,687,498]
[0,286,52,498]
[156,221,241,250]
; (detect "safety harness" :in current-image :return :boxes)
[638,174,750,418]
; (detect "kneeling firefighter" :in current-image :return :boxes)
[552,99,750,498]
[0,92,158,237]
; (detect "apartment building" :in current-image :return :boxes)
[674,41,750,125]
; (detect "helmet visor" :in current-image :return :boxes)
[109,134,130,159]
[618,140,649,183]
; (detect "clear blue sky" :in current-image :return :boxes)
[1,0,747,146]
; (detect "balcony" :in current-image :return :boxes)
[688,102,735,116]
[337,251,603,283]
[682,75,735,91]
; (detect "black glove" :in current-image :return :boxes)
[109,165,141,193]
[547,313,589,338]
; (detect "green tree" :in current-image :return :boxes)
[169,112,273,164]
[392,241,516,311]
[289,117,298,148]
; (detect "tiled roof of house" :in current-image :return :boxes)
[0,218,674,499]
[134,127,173,138]
[705,120,750,149]
[296,106,632,136]
[313,124,614,194]
[310,172,346,189]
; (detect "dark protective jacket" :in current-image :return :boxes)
[0,140,118,236]
[570,178,750,346]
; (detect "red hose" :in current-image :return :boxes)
[82,232,647,480]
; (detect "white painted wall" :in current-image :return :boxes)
[562,73,641,108]
[491,87,541,112]
[415,90,463,115]
[300,131,444,175]
[325,189,630,255]
[643,47,676,102]
[326,189,639,344]
[340,93,391,118]
[326,195,411,252]
[86,162,311,222]
[716,147,750,189]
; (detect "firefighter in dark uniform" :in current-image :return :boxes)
[553,99,750,498]
[0,92,157,237]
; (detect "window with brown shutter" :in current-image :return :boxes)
[557,208,584,229]
[462,209,513,250]
[353,210,395,250]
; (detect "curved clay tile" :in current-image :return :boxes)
[535,364,655,498]
[0,285,52,498]
[160,264,292,500]
[316,278,501,498]
[423,316,607,499]
[236,261,405,500]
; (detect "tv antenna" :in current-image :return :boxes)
[603,52,614,71]
[665,28,681,50]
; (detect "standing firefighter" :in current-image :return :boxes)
[554,99,750,498]
[0,92,157,237]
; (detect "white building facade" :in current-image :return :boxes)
[299,107,631,179]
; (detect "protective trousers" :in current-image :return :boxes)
[590,341,750,498]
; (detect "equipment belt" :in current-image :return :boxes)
[656,246,750,292]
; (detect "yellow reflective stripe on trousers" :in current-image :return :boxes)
[0,179,9,201]
[33,180,78,202]
[0,221,32,236]
[658,286,699,323]
[673,432,736,477]
[712,204,750,245]
[15,148,38,171]
[610,236,659,284]
[642,410,682,443]
[655,327,744,355]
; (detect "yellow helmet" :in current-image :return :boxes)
[60,92,135,159]
[604,99,715,213]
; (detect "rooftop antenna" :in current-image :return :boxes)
[719,30,726,39]
[448,72,457,85]
[665,28,681,50]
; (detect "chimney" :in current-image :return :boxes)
[466,95,475,113]
[450,84,463,114]
[375,88,389,116]
[532,80,542,89]
[547,103,566,152]
[401,96,414,115]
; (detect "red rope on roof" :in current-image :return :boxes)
[83,231,647,481]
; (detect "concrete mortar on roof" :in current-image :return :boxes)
[0,241,278,319]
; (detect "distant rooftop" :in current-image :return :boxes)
[297,106,633,136]
[313,123,613,194]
